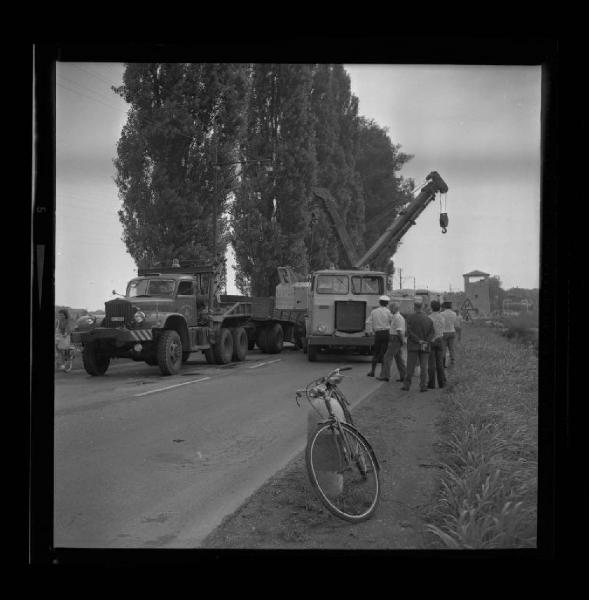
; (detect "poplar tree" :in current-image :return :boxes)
[113,63,248,269]
[355,117,414,273]
[231,64,316,296]
[308,64,365,270]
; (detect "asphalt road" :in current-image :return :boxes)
[53,346,382,548]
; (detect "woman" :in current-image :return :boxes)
[55,308,75,371]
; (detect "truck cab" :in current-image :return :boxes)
[305,269,388,361]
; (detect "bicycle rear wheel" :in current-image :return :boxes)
[305,421,380,522]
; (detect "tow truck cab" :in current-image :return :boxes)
[305,269,388,361]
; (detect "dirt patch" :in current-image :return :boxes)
[201,380,446,549]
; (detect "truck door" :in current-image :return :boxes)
[177,280,197,327]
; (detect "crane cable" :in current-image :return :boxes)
[439,192,449,234]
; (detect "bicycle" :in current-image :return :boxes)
[296,367,381,523]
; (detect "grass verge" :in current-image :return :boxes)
[425,321,538,548]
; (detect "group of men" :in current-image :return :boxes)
[365,295,462,393]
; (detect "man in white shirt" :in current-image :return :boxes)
[441,301,457,366]
[365,295,393,377]
[378,302,406,382]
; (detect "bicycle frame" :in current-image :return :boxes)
[297,368,380,472]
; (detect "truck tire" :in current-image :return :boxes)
[231,327,248,361]
[307,343,318,362]
[265,323,284,354]
[82,343,110,375]
[213,327,234,364]
[157,329,183,375]
[256,327,269,353]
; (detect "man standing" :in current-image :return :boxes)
[454,309,463,342]
[377,302,406,382]
[441,301,457,366]
[427,300,446,389]
[365,295,392,377]
[402,298,435,392]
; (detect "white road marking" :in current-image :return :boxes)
[134,377,211,397]
[247,359,282,369]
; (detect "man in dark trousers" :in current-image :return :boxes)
[402,298,435,392]
[365,295,392,377]
[427,300,446,389]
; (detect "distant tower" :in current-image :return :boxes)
[463,270,491,317]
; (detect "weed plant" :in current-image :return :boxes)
[425,323,538,548]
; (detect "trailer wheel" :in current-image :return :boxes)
[157,329,183,375]
[213,327,234,364]
[265,323,284,354]
[307,343,318,362]
[82,343,110,375]
[231,327,248,361]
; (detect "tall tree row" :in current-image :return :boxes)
[113,63,415,295]
[113,63,248,269]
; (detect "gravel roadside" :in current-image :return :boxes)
[201,376,446,550]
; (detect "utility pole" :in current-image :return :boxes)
[399,268,403,289]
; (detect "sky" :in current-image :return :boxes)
[53,63,541,311]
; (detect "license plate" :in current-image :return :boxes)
[111,316,125,322]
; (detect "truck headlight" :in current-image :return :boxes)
[133,310,146,324]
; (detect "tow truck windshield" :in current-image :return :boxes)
[127,279,176,297]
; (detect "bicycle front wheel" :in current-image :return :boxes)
[305,421,380,523]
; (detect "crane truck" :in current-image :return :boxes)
[302,170,449,361]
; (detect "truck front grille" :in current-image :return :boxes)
[104,299,134,328]
[334,301,366,333]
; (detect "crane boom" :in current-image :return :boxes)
[353,171,448,269]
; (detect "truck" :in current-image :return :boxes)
[71,259,311,376]
[302,171,449,361]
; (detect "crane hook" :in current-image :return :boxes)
[440,212,449,234]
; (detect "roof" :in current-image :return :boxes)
[463,270,490,277]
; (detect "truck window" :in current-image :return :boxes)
[148,279,175,296]
[316,274,349,294]
[128,279,176,297]
[127,279,149,297]
[177,280,195,295]
[351,276,383,295]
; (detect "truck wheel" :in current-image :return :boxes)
[82,343,110,375]
[231,327,248,361]
[307,343,318,362]
[256,328,269,353]
[265,323,284,354]
[157,329,183,375]
[213,327,234,364]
